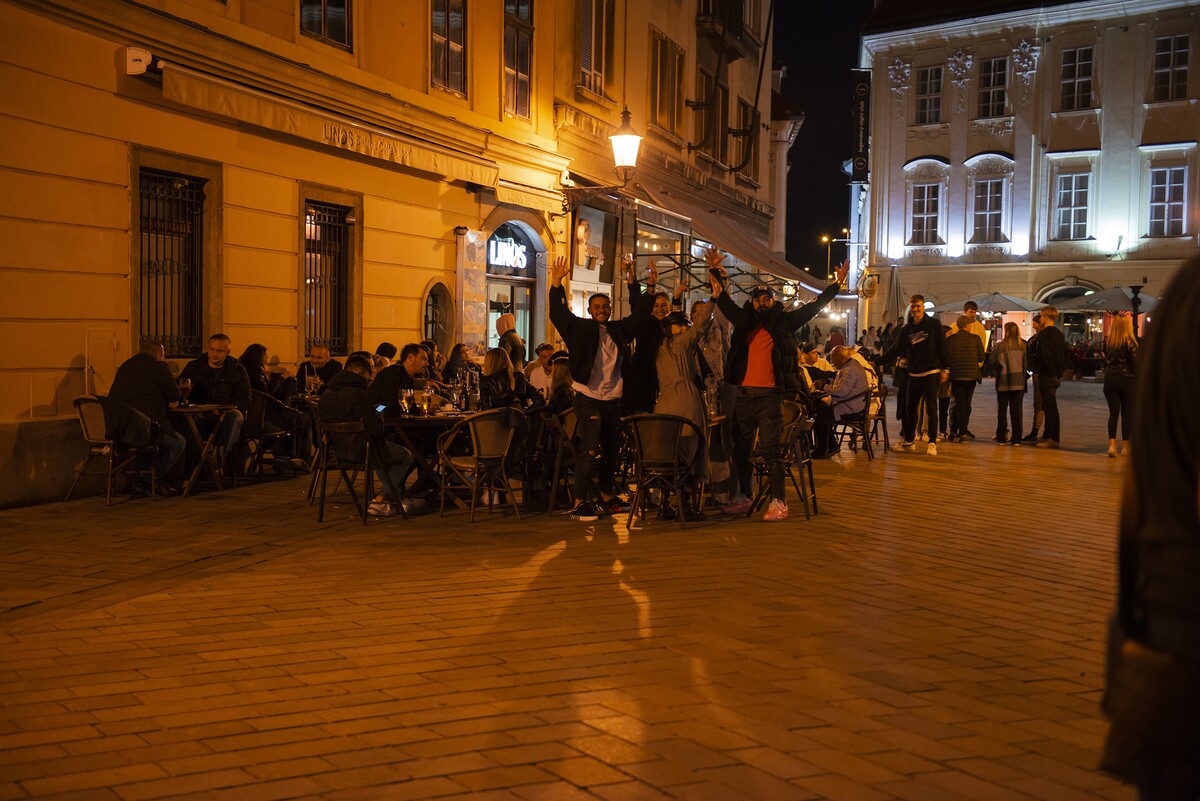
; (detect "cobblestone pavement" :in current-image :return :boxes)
[0,383,1134,800]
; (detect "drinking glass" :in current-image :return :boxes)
[178,377,192,406]
[305,375,320,395]
[401,389,415,414]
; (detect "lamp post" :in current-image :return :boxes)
[819,228,850,280]
[561,107,643,212]
[1129,284,1144,337]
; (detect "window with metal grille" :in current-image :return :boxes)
[139,169,204,359]
[972,179,1004,243]
[650,30,684,135]
[1054,173,1089,240]
[580,0,611,95]
[1153,34,1189,102]
[915,66,942,124]
[977,57,1007,118]
[1060,47,1093,110]
[432,0,467,95]
[301,0,351,50]
[910,184,940,245]
[1149,166,1186,237]
[304,202,351,355]
[504,0,533,118]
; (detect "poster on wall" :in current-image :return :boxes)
[456,229,489,358]
[573,206,616,285]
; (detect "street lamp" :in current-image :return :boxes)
[561,107,643,212]
[819,228,850,279]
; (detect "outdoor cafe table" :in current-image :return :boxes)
[391,410,472,510]
[170,403,238,497]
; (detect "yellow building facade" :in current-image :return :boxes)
[1,0,786,506]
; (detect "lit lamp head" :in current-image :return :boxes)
[609,107,642,185]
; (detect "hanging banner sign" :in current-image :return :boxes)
[851,70,871,183]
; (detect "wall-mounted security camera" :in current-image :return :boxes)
[125,47,153,75]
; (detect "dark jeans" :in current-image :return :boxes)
[996,390,1024,444]
[155,427,186,480]
[573,393,622,501]
[1038,374,1062,441]
[733,387,784,501]
[375,441,413,500]
[1104,376,1134,439]
[1029,373,1043,431]
[949,380,976,437]
[902,374,941,443]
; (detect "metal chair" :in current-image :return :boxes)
[749,400,814,519]
[834,389,875,460]
[232,390,294,483]
[621,413,704,530]
[544,408,579,514]
[437,409,522,522]
[64,395,158,505]
[314,421,406,523]
[866,385,890,454]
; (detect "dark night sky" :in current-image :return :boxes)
[774,0,875,275]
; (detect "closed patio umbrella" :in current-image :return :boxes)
[881,266,906,323]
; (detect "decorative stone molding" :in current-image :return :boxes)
[970,118,1014,138]
[907,124,949,143]
[906,247,945,265]
[965,155,1014,177]
[968,244,1009,262]
[1012,40,1041,104]
[947,49,973,113]
[888,58,911,120]
[907,162,948,181]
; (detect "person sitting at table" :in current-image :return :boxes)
[421,339,446,381]
[318,353,416,518]
[442,343,478,381]
[524,343,555,397]
[374,342,397,367]
[800,343,837,387]
[108,337,184,496]
[179,333,251,471]
[545,353,575,416]
[480,348,542,410]
[369,342,427,415]
[296,344,342,395]
[811,345,869,458]
[237,343,310,472]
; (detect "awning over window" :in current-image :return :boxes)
[642,188,833,297]
[161,63,499,187]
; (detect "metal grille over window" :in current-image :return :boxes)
[305,202,351,355]
[139,169,204,359]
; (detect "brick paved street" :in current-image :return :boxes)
[0,384,1133,800]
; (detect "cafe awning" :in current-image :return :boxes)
[161,63,500,187]
[642,189,833,296]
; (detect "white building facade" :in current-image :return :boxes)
[860,0,1199,329]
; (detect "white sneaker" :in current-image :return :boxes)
[927,442,938,456]
[763,499,789,522]
[899,440,915,449]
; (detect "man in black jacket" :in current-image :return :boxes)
[109,338,184,493]
[369,343,427,415]
[319,354,415,517]
[296,344,343,395]
[548,255,653,521]
[713,251,847,522]
[179,333,251,466]
[1033,305,1068,447]
[882,296,950,455]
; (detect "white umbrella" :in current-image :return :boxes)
[881,266,906,323]
[927,292,1044,314]
[1054,286,1159,314]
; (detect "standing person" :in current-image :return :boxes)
[652,291,715,521]
[946,315,985,442]
[1022,313,1045,442]
[1103,314,1138,458]
[548,255,653,521]
[296,344,342,395]
[496,313,526,372]
[623,262,682,415]
[695,297,737,505]
[108,338,184,494]
[714,252,847,521]
[947,300,988,437]
[1100,254,1200,800]
[882,296,950,455]
[1034,305,1068,448]
[179,333,251,468]
[990,322,1027,445]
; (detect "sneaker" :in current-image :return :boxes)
[927,442,938,456]
[763,499,789,522]
[569,501,600,522]
[600,496,630,514]
[1021,432,1040,443]
[1011,440,1021,447]
[899,440,915,449]
[368,501,399,517]
[722,496,753,515]
[965,430,977,440]
[958,435,969,444]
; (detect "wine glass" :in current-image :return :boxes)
[178,377,192,406]
[305,375,320,395]
[401,388,415,415]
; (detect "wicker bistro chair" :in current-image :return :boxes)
[437,409,523,522]
[65,395,159,505]
[621,413,705,530]
[834,389,876,460]
[749,400,816,520]
[315,420,407,524]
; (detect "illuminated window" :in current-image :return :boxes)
[304,201,351,355]
[972,179,1004,243]
[977,56,1007,118]
[1054,173,1089,240]
[300,0,351,50]
[910,184,940,245]
[1149,166,1186,237]
[139,169,204,358]
[915,65,942,124]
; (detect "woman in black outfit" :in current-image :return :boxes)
[1102,314,1138,458]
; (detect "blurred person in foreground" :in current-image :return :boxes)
[1101,255,1200,800]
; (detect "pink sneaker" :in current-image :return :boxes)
[721,496,753,515]
[763,499,789,522]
